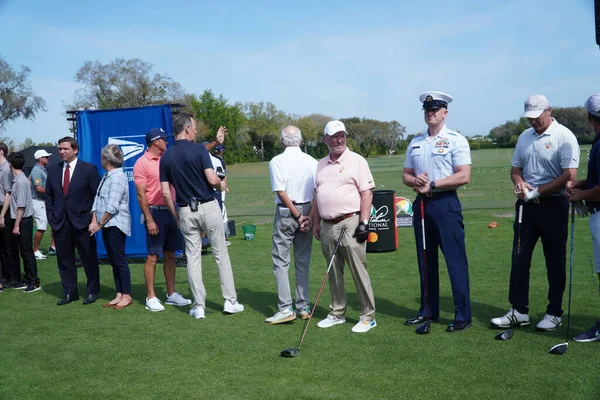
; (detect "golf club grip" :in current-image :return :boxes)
[297,227,347,350]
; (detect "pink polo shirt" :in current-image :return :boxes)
[316,148,375,219]
[133,151,165,206]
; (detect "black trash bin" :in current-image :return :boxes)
[366,190,398,253]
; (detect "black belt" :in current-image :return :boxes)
[420,190,456,198]
[293,202,311,206]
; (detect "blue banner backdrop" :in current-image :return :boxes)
[76,105,174,258]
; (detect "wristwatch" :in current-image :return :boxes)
[430,181,437,190]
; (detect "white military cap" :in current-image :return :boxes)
[419,91,453,110]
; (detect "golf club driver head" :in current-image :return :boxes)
[494,329,513,341]
[280,348,299,358]
[415,321,431,335]
[549,342,568,355]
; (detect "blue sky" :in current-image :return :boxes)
[1,0,598,145]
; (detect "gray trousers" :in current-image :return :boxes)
[272,203,313,311]
[179,200,237,308]
[320,215,376,321]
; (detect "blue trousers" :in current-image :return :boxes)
[509,197,568,316]
[412,191,471,321]
[102,226,131,295]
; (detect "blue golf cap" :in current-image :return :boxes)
[419,91,453,110]
[145,128,171,145]
[215,144,225,152]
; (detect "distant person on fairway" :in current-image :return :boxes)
[159,112,243,319]
[265,125,317,325]
[133,128,191,312]
[402,91,473,332]
[29,149,55,260]
[565,93,600,343]
[309,120,377,333]
[491,94,580,332]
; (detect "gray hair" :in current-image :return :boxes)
[281,125,302,147]
[101,144,124,168]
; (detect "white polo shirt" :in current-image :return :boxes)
[404,125,471,189]
[512,119,580,188]
[269,146,318,205]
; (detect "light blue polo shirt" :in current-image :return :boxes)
[511,119,580,189]
[404,125,471,189]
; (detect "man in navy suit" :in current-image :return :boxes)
[46,137,101,305]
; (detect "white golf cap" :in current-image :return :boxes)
[419,91,453,110]
[584,93,600,117]
[522,94,550,118]
[34,149,52,159]
[324,120,347,136]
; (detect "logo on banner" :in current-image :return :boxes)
[107,135,146,181]
[367,204,393,243]
[396,197,414,227]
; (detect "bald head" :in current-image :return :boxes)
[281,125,303,147]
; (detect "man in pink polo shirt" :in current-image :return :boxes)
[133,128,191,312]
[309,120,377,333]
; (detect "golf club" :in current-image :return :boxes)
[280,227,347,358]
[495,202,524,341]
[416,199,431,335]
[549,202,575,355]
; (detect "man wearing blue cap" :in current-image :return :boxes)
[491,94,579,332]
[402,91,473,332]
[565,93,600,343]
[133,128,192,312]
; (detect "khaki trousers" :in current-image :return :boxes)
[179,200,237,308]
[320,215,375,321]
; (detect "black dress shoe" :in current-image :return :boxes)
[446,320,472,332]
[404,316,439,326]
[82,294,97,305]
[57,294,80,306]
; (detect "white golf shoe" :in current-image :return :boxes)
[536,314,562,331]
[317,314,346,328]
[223,300,244,314]
[145,297,165,312]
[265,307,296,324]
[490,308,530,328]
[351,319,377,333]
[190,306,205,319]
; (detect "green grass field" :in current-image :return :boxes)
[1,147,598,400]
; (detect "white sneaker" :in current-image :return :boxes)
[265,307,296,324]
[145,297,165,312]
[490,308,530,328]
[34,250,47,260]
[536,314,562,331]
[190,306,205,319]
[352,319,377,333]
[223,300,244,314]
[165,292,192,306]
[317,314,346,328]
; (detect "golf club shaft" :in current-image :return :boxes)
[566,202,575,342]
[297,227,347,351]
[421,199,430,321]
[511,203,524,329]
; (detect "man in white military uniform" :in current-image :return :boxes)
[402,91,473,332]
[266,125,317,324]
[491,94,579,332]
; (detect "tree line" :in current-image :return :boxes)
[1,56,596,164]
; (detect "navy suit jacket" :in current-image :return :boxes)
[46,159,101,231]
